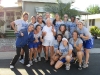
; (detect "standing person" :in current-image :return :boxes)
[53,13,64,31]
[69,31,84,70]
[29,16,36,25]
[63,14,70,31]
[44,12,53,22]
[34,15,45,29]
[42,18,56,62]
[50,34,63,66]
[77,21,93,68]
[57,24,70,39]
[10,12,29,63]
[10,24,34,68]
[69,16,77,37]
[55,38,73,70]
[34,25,42,61]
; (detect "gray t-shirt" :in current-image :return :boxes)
[63,21,71,31]
[69,38,83,51]
[77,26,92,40]
[57,30,70,39]
[34,22,45,30]
[59,43,73,56]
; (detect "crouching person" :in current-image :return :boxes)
[50,34,63,66]
[10,24,34,68]
[69,31,84,70]
[55,38,73,70]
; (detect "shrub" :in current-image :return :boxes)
[90,26,99,36]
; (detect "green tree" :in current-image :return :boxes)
[44,0,79,19]
[87,5,100,14]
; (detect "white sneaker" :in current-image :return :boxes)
[83,63,88,68]
[34,58,38,62]
[10,65,14,69]
[29,61,33,66]
[66,64,70,70]
[19,59,24,64]
[26,64,31,67]
[38,57,41,61]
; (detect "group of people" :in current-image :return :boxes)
[10,12,93,70]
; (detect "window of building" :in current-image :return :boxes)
[89,19,95,26]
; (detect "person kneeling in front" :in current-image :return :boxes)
[10,24,34,68]
[55,38,73,70]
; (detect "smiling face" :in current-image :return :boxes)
[23,15,28,21]
[38,16,43,23]
[46,19,52,27]
[36,25,41,31]
[55,14,60,21]
[60,25,66,32]
[78,22,83,29]
[62,40,68,46]
[31,16,36,23]
[28,25,34,32]
[64,14,68,21]
[73,31,78,40]
[57,35,62,42]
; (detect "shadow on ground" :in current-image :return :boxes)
[0,54,100,75]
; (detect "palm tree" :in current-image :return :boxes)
[44,0,79,19]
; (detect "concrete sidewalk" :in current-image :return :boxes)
[0,48,100,59]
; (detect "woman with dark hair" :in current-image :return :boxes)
[29,16,36,25]
[10,24,34,68]
[34,15,45,30]
[57,24,70,39]
[50,34,63,66]
[34,25,43,61]
[63,14,71,31]
[54,38,73,70]
[69,30,84,70]
[53,13,64,31]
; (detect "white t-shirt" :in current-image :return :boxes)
[59,43,73,56]
[42,25,56,40]
[14,19,28,31]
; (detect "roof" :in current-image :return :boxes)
[81,14,100,19]
[77,10,90,15]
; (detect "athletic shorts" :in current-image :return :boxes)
[60,58,66,63]
[42,39,54,46]
[28,42,38,49]
[83,38,93,49]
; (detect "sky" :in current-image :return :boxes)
[0,0,100,11]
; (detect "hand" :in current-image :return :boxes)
[74,43,76,47]
[21,32,24,36]
[80,34,83,38]
[43,32,46,36]
[51,27,54,32]
[59,56,64,60]
[14,30,18,33]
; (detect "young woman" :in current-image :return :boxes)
[57,24,70,39]
[34,15,45,29]
[54,38,73,70]
[69,16,77,37]
[63,14,71,31]
[10,24,34,68]
[69,31,84,70]
[29,16,36,25]
[42,18,56,62]
[10,12,29,63]
[53,13,64,31]
[50,34,63,66]
[77,21,93,68]
[34,25,42,61]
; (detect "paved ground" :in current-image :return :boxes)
[0,54,100,75]
[94,39,100,48]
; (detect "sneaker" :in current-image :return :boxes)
[10,65,14,69]
[83,63,88,68]
[38,57,41,61]
[29,61,33,66]
[78,65,82,70]
[66,64,70,70]
[26,64,31,67]
[19,59,24,64]
[34,58,38,62]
